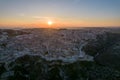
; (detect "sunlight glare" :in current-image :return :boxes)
[48,21,53,25]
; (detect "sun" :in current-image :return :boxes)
[48,21,53,25]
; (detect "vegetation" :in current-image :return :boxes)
[82,32,120,71]
[0,55,120,80]
[82,32,120,56]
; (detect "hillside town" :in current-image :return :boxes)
[0,28,109,63]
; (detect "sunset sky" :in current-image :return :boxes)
[0,0,120,28]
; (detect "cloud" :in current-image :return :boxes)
[32,16,55,19]
[32,16,48,19]
[18,13,25,16]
